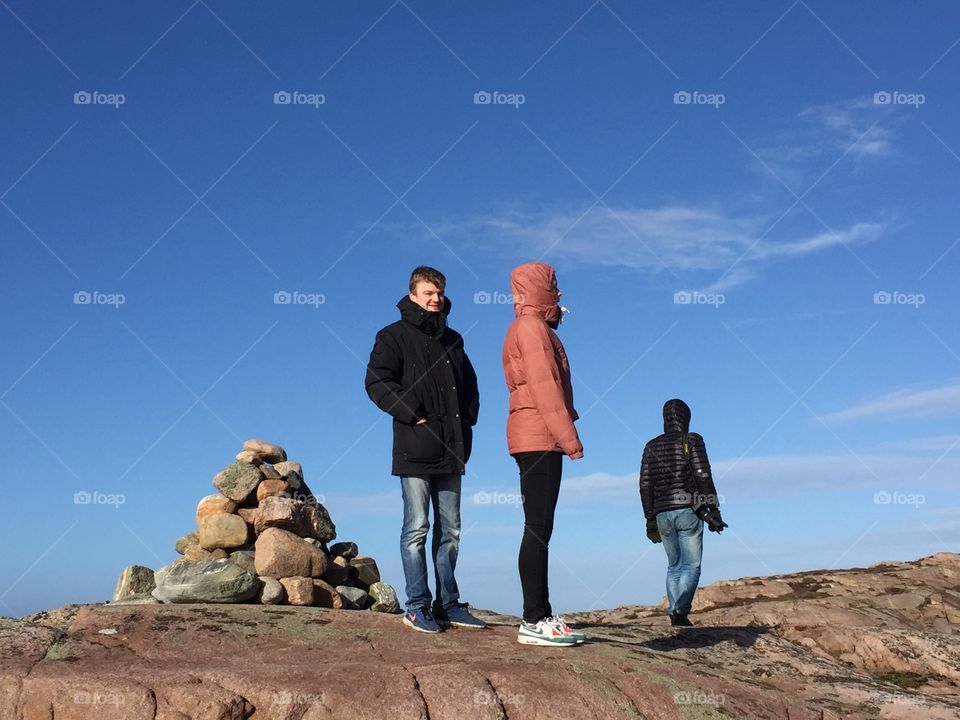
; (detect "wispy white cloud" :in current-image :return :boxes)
[800,98,898,158]
[880,434,960,452]
[756,96,905,189]
[434,204,887,292]
[822,382,960,423]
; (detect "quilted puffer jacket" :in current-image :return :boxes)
[639,399,720,519]
[501,262,583,458]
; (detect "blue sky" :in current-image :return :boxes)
[2,1,958,617]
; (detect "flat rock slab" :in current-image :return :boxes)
[4,553,960,719]
[0,605,945,719]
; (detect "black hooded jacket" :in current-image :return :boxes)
[639,399,720,520]
[365,296,480,477]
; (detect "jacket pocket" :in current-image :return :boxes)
[398,419,445,463]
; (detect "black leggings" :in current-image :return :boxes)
[514,451,563,623]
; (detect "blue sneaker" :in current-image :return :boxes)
[402,607,441,634]
[435,602,487,629]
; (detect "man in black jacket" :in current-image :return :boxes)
[365,266,485,633]
[639,399,726,626]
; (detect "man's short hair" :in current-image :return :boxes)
[409,266,446,293]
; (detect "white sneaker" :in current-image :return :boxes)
[546,615,586,644]
[517,619,577,646]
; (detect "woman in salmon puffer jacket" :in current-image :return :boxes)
[502,262,586,647]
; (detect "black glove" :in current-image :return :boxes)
[646,518,661,544]
[701,507,728,533]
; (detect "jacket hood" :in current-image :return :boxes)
[662,398,691,434]
[510,262,561,328]
[397,295,451,337]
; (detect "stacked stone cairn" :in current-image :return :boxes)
[112,439,400,612]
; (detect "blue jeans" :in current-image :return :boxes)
[656,508,703,616]
[400,474,462,611]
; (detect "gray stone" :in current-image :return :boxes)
[336,585,370,610]
[290,479,336,543]
[112,565,155,603]
[259,463,281,480]
[368,582,400,613]
[350,556,381,589]
[272,461,303,489]
[329,542,359,560]
[229,550,256,575]
[254,496,333,542]
[257,577,285,605]
[212,461,264,503]
[152,559,261,603]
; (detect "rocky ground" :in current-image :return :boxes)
[2,552,959,719]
